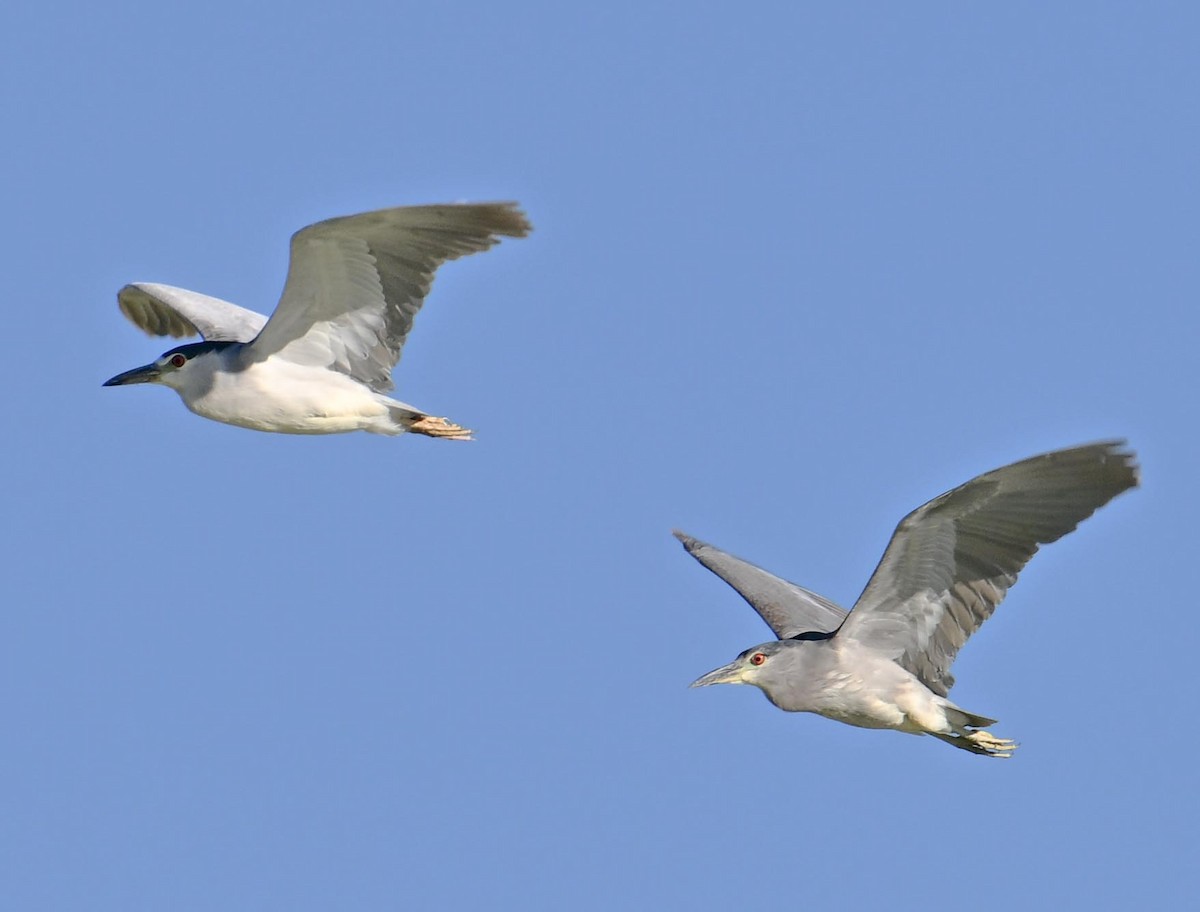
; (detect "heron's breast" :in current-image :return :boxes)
[187,359,385,432]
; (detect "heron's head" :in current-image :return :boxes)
[103,341,234,391]
[690,640,793,690]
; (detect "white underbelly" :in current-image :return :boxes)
[187,360,391,434]
[807,651,949,734]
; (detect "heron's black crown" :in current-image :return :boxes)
[162,340,241,360]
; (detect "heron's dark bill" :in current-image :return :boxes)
[690,662,743,688]
[103,364,161,386]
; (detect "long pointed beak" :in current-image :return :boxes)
[103,363,161,386]
[690,660,744,688]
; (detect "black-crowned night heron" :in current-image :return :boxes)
[104,202,530,438]
[682,441,1138,757]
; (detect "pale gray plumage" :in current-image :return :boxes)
[674,532,847,637]
[684,441,1138,757]
[105,202,530,438]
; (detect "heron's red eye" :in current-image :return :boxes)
[750,653,766,666]
[170,354,186,368]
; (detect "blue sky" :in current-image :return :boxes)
[1,2,1196,908]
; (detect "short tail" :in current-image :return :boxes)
[946,707,998,729]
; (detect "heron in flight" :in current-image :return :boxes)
[683,441,1138,756]
[104,202,530,438]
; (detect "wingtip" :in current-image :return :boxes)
[1021,439,1140,497]
[1114,441,1140,489]
[116,282,194,339]
[1093,438,1141,492]
[489,201,533,238]
[444,200,532,238]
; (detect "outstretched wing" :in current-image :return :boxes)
[836,441,1138,696]
[674,530,847,638]
[117,283,268,342]
[247,202,531,393]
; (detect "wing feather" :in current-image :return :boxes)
[247,202,531,392]
[674,530,847,638]
[116,283,267,342]
[836,441,1138,696]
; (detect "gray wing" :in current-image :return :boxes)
[247,202,531,393]
[836,441,1138,696]
[674,530,848,638]
[117,283,268,343]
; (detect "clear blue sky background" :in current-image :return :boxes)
[1,2,1196,909]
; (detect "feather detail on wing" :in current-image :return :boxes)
[674,530,848,638]
[247,202,531,392]
[117,283,268,342]
[835,441,1138,696]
